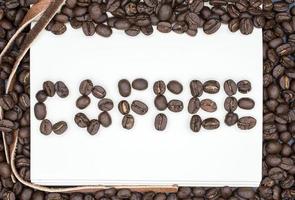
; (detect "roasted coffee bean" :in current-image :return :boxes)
[240,18,254,35]
[190,115,202,132]
[188,97,200,114]
[75,112,89,128]
[154,95,167,111]
[55,81,69,98]
[203,19,221,34]
[118,79,131,97]
[202,118,220,130]
[122,114,134,129]
[132,78,148,90]
[35,90,47,102]
[114,19,131,30]
[167,80,183,94]
[43,81,55,97]
[96,24,112,37]
[200,99,217,112]
[39,119,52,135]
[154,113,167,131]
[98,111,112,127]
[131,100,148,115]
[19,94,30,110]
[153,80,166,95]
[82,22,95,36]
[224,95,239,113]
[76,95,91,109]
[0,162,11,178]
[51,22,67,35]
[52,121,68,134]
[238,97,255,110]
[203,80,220,94]
[79,79,93,95]
[224,112,238,126]
[118,100,130,115]
[88,3,102,20]
[0,119,14,132]
[158,4,173,21]
[92,85,106,99]
[168,100,183,112]
[34,102,47,120]
[190,80,203,97]
[237,80,251,94]
[228,18,240,32]
[157,22,172,33]
[87,119,100,135]
[224,79,237,96]
[98,98,114,111]
[237,116,256,130]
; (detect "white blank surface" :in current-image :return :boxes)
[31,25,262,187]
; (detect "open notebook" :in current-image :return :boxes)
[30,25,262,187]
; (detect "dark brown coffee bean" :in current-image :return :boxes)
[0,162,11,178]
[118,79,131,97]
[158,4,173,21]
[168,100,183,112]
[35,90,47,103]
[202,118,220,130]
[224,112,238,126]
[74,112,89,128]
[82,21,95,36]
[88,3,102,20]
[238,97,255,110]
[79,79,93,95]
[122,114,134,129]
[224,79,237,96]
[157,22,172,33]
[98,98,114,111]
[98,111,112,127]
[154,95,167,111]
[40,119,52,135]
[131,100,148,115]
[190,115,202,132]
[153,80,166,95]
[203,19,221,34]
[118,100,130,115]
[228,18,240,32]
[167,80,183,94]
[132,78,148,90]
[237,80,251,94]
[51,22,67,35]
[224,96,238,112]
[87,119,100,135]
[237,116,256,130]
[154,113,167,131]
[19,94,30,110]
[96,24,112,37]
[240,18,254,35]
[0,119,14,132]
[34,102,47,120]
[55,81,69,98]
[91,85,106,99]
[52,121,67,134]
[43,81,55,97]
[188,97,200,114]
[201,99,217,112]
[114,19,131,30]
[203,80,220,94]
[190,80,203,97]
[189,0,203,12]
[76,95,91,109]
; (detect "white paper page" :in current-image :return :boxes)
[31,25,262,187]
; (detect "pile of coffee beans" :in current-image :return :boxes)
[34,81,69,135]
[1,0,295,199]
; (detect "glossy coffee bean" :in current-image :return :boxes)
[190,80,203,97]
[34,102,47,120]
[238,97,255,110]
[75,112,89,128]
[224,79,237,96]
[153,80,166,95]
[224,97,238,112]
[154,95,168,111]
[79,79,93,95]
[154,113,167,131]
[35,90,47,102]
[118,79,131,97]
[0,119,14,132]
[237,80,251,93]
[203,80,220,94]
[87,119,100,135]
[76,95,91,109]
[40,119,52,135]
[131,100,148,115]
[168,100,183,112]
[52,121,68,134]
[98,111,112,127]
[55,81,69,98]
[43,81,55,97]
[224,112,238,126]
[98,98,114,111]
[167,80,183,94]
[202,118,220,130]
[92,85,106,99]
[188,97,200,114]
[203,19,221,34]
[132,78,148,90]
[190,115,202,132]
[200,99,217,112]
[122,114,134,129]
[118,100,130,115]
[237,116,256,130]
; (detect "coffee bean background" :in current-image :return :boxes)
[0,1,294,200]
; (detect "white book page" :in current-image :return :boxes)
[31,25,262,187]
